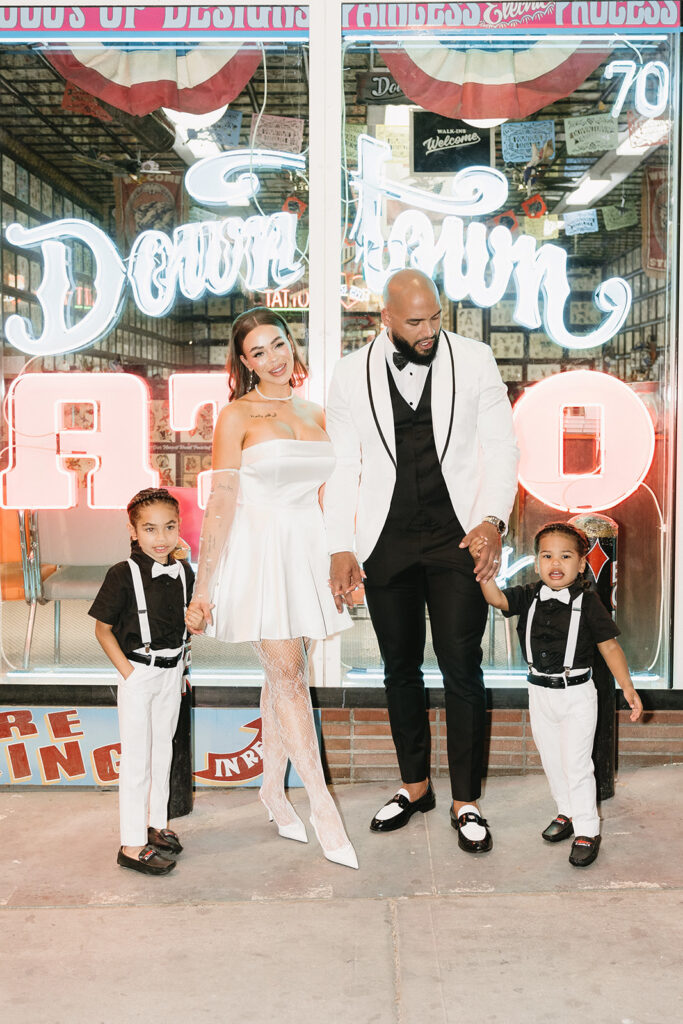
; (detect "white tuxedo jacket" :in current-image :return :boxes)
[324,328,519,563]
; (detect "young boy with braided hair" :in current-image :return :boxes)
[90,488,195,875]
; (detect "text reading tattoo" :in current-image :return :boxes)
[249,413,277,419]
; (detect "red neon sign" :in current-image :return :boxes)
[1,373,158,509]
[513,370,655,512]
[169,372,229,507]
[0,368,658,517]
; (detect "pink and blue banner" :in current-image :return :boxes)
[0,705,308,788]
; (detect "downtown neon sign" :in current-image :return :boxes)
[0,139,655,514]
[3,138,633,357]
[349,134,632,350]
[3,150,307,357]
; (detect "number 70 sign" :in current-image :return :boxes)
[605,60,669,119]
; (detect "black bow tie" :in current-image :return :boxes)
[392,351,409,371]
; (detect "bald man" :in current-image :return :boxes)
[325,270,519,853]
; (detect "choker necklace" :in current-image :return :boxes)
[255,384,294,401]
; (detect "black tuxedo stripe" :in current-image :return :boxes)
[366,338,397,469]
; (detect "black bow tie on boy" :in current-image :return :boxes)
[392,351,409,371]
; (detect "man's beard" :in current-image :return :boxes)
[391,328,440,366]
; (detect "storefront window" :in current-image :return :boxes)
[340,4,679,687]
[0,3,680,691]
[0,9,309,683]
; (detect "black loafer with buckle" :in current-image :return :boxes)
[542,814,574,843]
[148,827,183,854]
[117,845,176,875]
[450,808,493,853]
[370,780,436,832]
[569,834,601,867]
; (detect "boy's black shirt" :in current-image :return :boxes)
[502,580,620,674]
[88,548,194,654]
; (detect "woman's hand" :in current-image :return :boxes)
[329,551,365,612]
[186,599,211,634]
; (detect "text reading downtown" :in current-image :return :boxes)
[3,135,631,358]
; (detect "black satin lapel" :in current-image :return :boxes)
[440,329,456,466]
[366,339,397,469]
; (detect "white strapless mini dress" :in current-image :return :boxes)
[207,438,353,643]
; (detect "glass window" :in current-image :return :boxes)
[340,8,679,687]
[0,24,309,684]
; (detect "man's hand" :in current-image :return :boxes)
[329,551,365,611]
[459,521,502,583]
[186,598,213,634]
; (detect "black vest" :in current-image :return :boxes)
[385,366,456,531]
[363,365,464,584]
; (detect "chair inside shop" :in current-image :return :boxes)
[0,507,58,670]
[25,503,130,669]
[0,507,32,603]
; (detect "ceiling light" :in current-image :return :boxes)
[164,105,226,168]
[564,178,612,207]
[163,105,229,132]
[383,105,412,127]
[553,121,666,215]
[461,117,508,128]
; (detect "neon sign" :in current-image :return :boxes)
[3,149,306,357]
[495,546,535,586]
[605,60,670,119]
[512,370,655,513]
[4,219,127,357]
[4,136,634,355]
[350,134,631,349]
[0,369,658,514]
[169,372,230,508]
[1,374,158,510]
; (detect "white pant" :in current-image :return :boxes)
[528,681,599,838]
[117,660,183,846]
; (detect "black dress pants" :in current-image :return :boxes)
[364,556,488,801]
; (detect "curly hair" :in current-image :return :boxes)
[127,488,180,553]
[534,521,590,558]
[227,306,308,401]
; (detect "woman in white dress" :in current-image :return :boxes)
[185,308,357,869]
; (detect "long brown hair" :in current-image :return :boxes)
[227,307,308,400]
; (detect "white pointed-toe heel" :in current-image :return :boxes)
[259,791,308,844]
[310,817,359,870]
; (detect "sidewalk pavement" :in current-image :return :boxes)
[1,766,682,1024]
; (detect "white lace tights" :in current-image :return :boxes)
[252,637,350,852]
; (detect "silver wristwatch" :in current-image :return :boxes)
[483,515,506,535]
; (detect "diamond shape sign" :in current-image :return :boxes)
[586,539,609,582]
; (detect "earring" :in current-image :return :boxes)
[249,368,256,390]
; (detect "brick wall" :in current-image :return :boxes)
[616,709,683,768]
[320,707,683,782]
